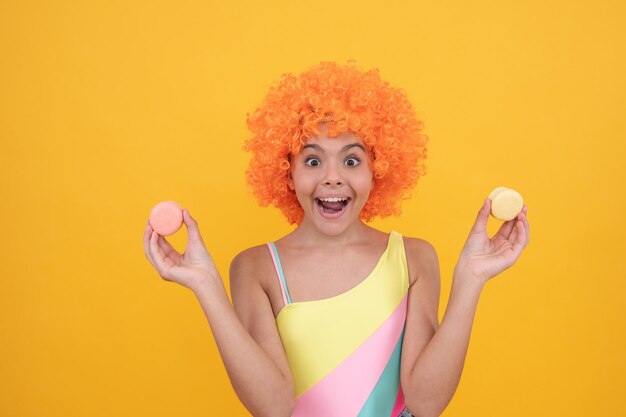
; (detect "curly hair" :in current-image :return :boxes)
[244,61,428,225]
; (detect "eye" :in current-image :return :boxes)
[305,157,321,167]
[344,156,361,167]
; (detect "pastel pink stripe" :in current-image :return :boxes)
[292,295,408,417]
[266,243,288,306]
[390,385,406,417]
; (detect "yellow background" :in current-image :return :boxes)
[1,0,624,416]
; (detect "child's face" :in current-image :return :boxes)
[288,128,374,234]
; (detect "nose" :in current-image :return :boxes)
[323,163,343,187]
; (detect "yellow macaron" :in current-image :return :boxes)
[488,187,524,221]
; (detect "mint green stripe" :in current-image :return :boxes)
[269,242,292,304]
[357,328,405,417]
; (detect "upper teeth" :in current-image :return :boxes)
[319,197,348,202]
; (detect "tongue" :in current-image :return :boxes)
[320,201,344,212]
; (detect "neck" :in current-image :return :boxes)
[286,218,373,248]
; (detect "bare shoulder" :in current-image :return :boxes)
[229,244,274,295]
[401,236,438,261]
[230,244,271,274]
[401,236,440,287]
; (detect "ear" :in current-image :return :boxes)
[287,171,295,190]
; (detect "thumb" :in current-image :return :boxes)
[182,208,206,245]
[469,198,491,235]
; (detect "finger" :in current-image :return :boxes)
[510,212,528,254]
[182,209,206,245]
[144,222,156,265]
[495,218,516,240]
[511,207,529,242]
[500,205,528,241]
[149,230,170,273]
[522,206,530,243]
[156,232,179,261]
[469,199,491,235]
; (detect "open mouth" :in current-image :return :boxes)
[315,197,351,217]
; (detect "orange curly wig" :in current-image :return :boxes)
[244,61,428,225]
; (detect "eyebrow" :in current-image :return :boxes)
[301,143,365,153]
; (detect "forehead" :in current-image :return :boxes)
[300,129,366,153]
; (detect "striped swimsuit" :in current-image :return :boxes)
[267,231,413,417]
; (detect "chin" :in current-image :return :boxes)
[308,213,364,237]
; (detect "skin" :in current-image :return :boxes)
[143,130,530,417]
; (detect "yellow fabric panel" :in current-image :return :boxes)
[275,231,409,396]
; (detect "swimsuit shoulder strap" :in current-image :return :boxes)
[266,242,293,306]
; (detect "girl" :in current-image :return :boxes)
[143,62,530,417]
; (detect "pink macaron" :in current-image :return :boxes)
[149,201,183,236]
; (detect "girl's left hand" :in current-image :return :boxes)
[455,198,530,285]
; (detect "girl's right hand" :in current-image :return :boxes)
[143,208,218,292]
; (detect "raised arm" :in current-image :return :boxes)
[144,209,294,417]
[401,200,530,417]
